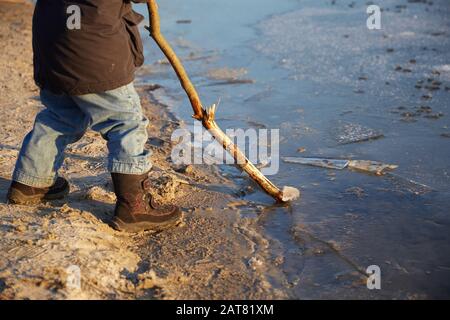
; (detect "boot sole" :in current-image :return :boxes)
[7,186,70,205]
[110,212,184,233]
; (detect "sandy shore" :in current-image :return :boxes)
[0,2,282,299]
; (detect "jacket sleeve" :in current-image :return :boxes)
[122,2,146,67]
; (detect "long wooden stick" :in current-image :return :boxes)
[145,0,299,202]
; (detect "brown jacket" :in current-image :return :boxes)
[33,0,147,95]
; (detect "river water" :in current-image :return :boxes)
[136,0,450,299]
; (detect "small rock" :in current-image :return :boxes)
[248,257,264,270]
[85,186,116,202]
[146,172,182,203]
[175,164,194,175]
[424,112,444,119]
[345,187,365,198]
[431,70,441,76]
[15,224,27,233]
[424,85,440,91]
[431,80,442,86]
[176,19,192,24]
[417,105,432,113]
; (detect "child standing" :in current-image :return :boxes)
[7,0,181,233]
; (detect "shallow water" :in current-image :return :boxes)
[136,0,450,299]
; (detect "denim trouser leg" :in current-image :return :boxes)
[12,83,151,188]
[12,91,89,187]
[72,83,151,175]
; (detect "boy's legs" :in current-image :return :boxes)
[72,83,151,175]
[13,82,150,186]
[11,83,150,197]
[10,82,180,232]
[12,90,89,188]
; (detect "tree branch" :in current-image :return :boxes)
[145,0,299,202]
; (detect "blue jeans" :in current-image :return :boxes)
[12,83,151,188]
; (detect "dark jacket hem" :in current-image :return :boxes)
[36,73,136,96]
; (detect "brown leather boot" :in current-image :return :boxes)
[110,172,182,233]
[7,177,70,205]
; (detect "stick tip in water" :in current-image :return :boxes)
[281,186,300,202]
